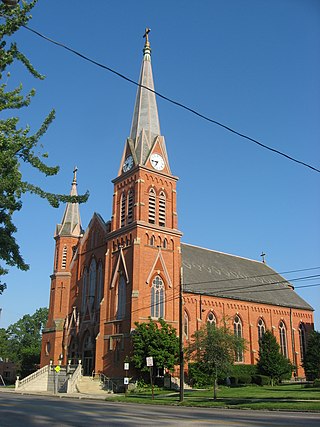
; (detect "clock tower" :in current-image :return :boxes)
[97,29,183,376]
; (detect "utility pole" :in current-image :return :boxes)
[179,267,184,402]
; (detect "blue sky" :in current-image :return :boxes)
[1,0,319,330]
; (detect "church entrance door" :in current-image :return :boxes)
[82,332,95,376]
[83,350,93,376]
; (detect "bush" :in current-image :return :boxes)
[227,365,256,385]
[229,364,257,377]
[252,375,271,386]
[188,363,211,388]
[313,379,320,388]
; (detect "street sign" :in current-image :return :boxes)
[124,377,129,385]
[54,365,61,373]
[124,362,129,371]
[146,356,153,367]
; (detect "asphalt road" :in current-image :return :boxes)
[0,393,319,427]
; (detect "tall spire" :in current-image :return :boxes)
[129,28,161,164]
[56,167,82,237]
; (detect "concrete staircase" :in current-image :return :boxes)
[76,376,112,394]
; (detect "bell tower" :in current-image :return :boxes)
[99,30,182,376]
[41,168,83,366]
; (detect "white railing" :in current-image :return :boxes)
[67,363,82,394]
[15,365,49,390]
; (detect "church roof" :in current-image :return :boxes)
[56,168,82,237]
[181,243,313,311]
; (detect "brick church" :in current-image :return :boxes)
[41,31,314,379]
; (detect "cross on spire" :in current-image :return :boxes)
[143,27,151,45]
[73,166,78,184]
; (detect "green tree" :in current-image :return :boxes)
[187,322,246,399]
[5,307,48,377]
[302,330,320,381]
[0,327,9,360]
[257,330,293,386]
[0,1,88,293]
[131,318,179,380]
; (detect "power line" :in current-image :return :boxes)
[220,282,320,296]
[104,279,320,324]
[183,274,320,296]
[183,267,320,288]
[20,24,320,175]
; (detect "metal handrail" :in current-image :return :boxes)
[91,371,117,393]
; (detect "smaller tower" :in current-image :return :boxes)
[41,168,83,366]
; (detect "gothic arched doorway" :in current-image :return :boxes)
[81,332,95,376]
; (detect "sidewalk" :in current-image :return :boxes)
[0,386,115,401]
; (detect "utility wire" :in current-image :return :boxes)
[183,267,320,287]
[183,274,320,295]
[105,280,320,324]
[20,24,320,174]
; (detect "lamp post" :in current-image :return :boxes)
[179,267,184,402]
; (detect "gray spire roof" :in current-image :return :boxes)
[129,29,161,164]
[56,168,82,237]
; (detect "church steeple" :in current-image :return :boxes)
[119,29,170,175]
[56,167,82,237]
[130,28,161,148]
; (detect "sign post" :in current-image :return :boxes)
[54,365,60,394]
[146,356,154,400]
[124,362,129,397]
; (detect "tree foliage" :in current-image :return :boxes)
[0,1,88,292]
[302,330,320,381]
[187,322,246,399]
[131,317,179,378]
[0,307,48,378]
[257,330,293,386]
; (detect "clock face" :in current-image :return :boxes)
[150,153,165,171]
[123,155,133,172]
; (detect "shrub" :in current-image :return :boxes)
[229,364,257,377]
[313,379,320,388]
[188,363,211,388]
[238,374,252,384]
[252,375,271,386]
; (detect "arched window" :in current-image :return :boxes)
[150,235,155,246]
[148,188,156,224]
[279,321,288,358]
[120,192,126,227]
[184,311,189,339]
[96,262,104,308]
[55,247,59,270]
[163,238,168,249]
[61,246,67,269]
[298,323,307,360]
[89,259,96,310]
[159,191,166,227]
[151,275,165,318]
[81,268,88,313]
[127,189,134,224]
[234,315,243,362]
[207,311,216,325]
[91,230,95,249]
[258,318,266,343]
[117,275,126,320]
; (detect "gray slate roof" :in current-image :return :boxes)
[181,243,313,311]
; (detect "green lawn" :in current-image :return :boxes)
[109,384,320,411]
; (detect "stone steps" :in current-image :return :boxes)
[76,376,111,394]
